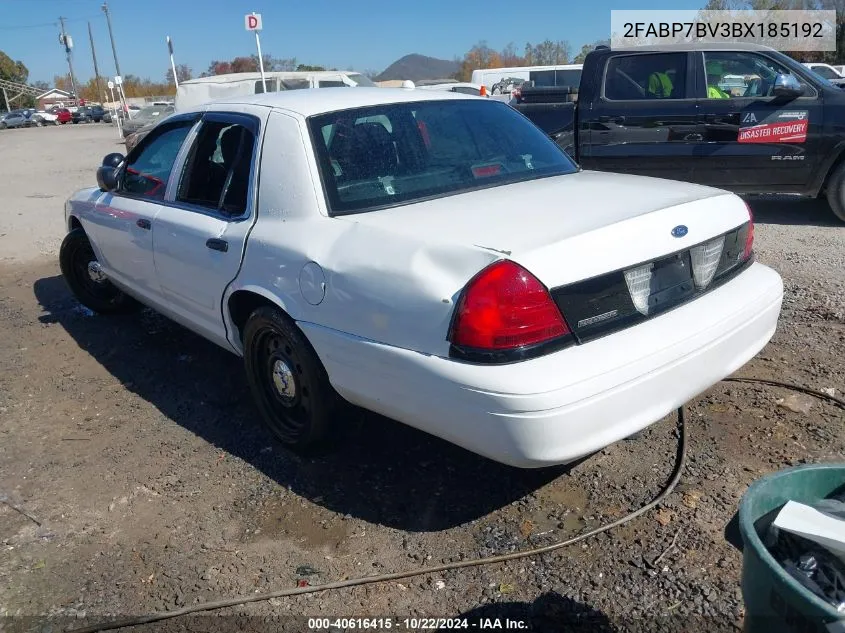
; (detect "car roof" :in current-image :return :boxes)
[190,87,480,117]
[180,70,366,85]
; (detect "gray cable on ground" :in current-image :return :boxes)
[66,406,689,633]
[65,377,845,633]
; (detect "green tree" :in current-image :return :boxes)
[526,39,571,65]
[573,39,610,63]
[165,64,193,84]
[0,50,30,110]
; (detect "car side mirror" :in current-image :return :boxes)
[102,152,124,168]
[772,73,803,98]
[96,165,120,192]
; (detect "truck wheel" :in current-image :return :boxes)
[59,228,140,314]
[243,306,339,451]
[824,162,845,223]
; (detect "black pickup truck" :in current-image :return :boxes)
[514,42,845,223]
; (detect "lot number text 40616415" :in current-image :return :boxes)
[307,618,529,630]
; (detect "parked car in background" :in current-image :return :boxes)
[802,62,845,87]
[31,110,60,126]
[60,88,782,468]
[89,105,106,122]
[72,106,95,124]
[0,110,31,129]
[124,121,156,152]
[512,43,845,223]
[56,108,72,124]
[121,104,175,137]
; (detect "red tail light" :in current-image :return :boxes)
[743,202,754,260]
[449,260,570,350]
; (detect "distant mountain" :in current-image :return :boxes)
[376,54,460,82]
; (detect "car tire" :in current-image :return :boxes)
[72,120,78,124]
[59,228,141,314]
[243,306,340,452]
[824,162,845,223]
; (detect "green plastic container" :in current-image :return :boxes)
[738,463,845,633]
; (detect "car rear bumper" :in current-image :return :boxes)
[301,262,783,468]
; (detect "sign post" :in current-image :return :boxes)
[107,79,121,137]
[166,36,179,89]
[245,12,267,93]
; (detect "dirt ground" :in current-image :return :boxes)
[0,125,843,632]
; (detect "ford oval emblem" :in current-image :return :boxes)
[671,225,689,238]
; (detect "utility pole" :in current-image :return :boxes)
[87,22,103,104]
[58,17,79,104]
[101,2,127,113]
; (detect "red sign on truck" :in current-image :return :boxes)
[738,110,809,144]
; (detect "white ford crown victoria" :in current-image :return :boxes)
[60,88,783,468]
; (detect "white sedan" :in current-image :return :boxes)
[60,88,783,468]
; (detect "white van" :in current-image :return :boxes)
[175,70,376,111]
[471,64,583,94]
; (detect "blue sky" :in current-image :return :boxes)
[2,0,702,85]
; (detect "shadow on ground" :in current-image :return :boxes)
[744,195,840,227]
[33,274,566,532]
[442,592,617,632]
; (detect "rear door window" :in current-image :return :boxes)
[175,118,256,216]
[604,52,688,100]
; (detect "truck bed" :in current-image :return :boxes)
[514,101,576,158]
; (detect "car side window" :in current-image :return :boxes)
[175,119,256,217]
[120,122,194,200]
[604,52,688,100]
[701,51,813,99]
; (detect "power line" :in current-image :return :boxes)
[0,15,100,30]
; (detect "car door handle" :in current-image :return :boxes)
[206,238,228,253]
[136,219,151,230]
[684,133,703,141]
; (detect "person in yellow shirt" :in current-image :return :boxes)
[706,60,730,99]
[647,70,673,98]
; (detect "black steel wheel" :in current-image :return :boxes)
[59,228,140,314]
[243,306,339,450]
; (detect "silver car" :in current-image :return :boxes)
[0,110,31,129]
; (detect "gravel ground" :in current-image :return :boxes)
[0,125,843,632]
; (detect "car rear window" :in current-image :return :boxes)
[308,99,577,215]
